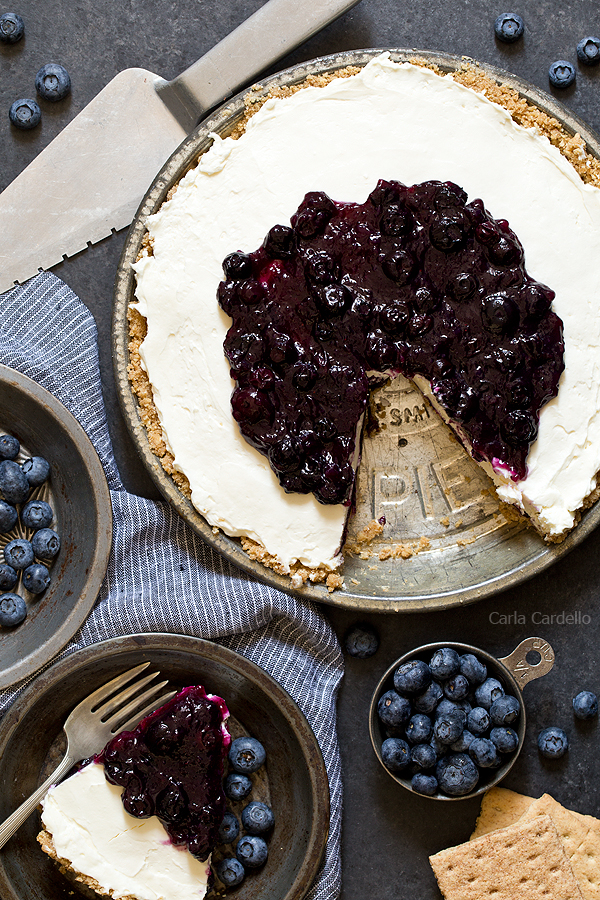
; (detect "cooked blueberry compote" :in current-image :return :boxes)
[219,180,564,506]
[98,685,230,861]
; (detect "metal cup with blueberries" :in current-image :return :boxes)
[369,638,555,800]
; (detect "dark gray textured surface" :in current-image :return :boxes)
[2,1,600,897]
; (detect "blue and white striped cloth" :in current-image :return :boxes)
[0,272,344,900]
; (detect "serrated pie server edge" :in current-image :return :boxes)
[0,0,360,295]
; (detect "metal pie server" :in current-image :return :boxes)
[0,0,360,295]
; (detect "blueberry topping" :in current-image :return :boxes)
[224,773,253,801]
[494,13,524,43]
[0,592,26,626]
[436,753,479,796]
[0,459,29,503]
[291,191,336,238]
[21,456,50,486]
[216,857,245,887]
[236,834,268,868]
[264,224,295,258]
[549,60,576,88]
[228,736,266,774]
[537,726,569,758]
[411,772,438,795]
[0,500,17,533]
[219,811,240,843]
[31,527,61,560]
[573,690,598,719]
[490,726,519,754]
[344,622,379,658]
[481,293,518,336]
[381,737,411,772]
[223,252,253,281]
[4,538,34,570]
[393,659,432,695]
[35,63,71,102]
[21,499,53,530]
[577,37,600,65]
[22,562,50,593]
[9,97,41,129]
[0,434,19,460]
[0,12,24,43]
[241,801,274,834]
[0,563,17,590]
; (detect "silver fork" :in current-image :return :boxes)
[0,662,176,849]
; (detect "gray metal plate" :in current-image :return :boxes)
[112,48,600,613]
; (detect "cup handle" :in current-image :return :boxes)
[497,636,555,688]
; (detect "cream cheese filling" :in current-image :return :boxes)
[40,762,211,900]
[133,53,600,568]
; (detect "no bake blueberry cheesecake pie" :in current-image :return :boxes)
[129,53,600,586]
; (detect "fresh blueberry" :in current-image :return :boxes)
[0,12,24,43]
[377,690,412,729]
[236,835,268,868]
[410,742,437,771]
[494,13,524,43]
[405,713,433,745]
[459,653,487,686]
[490,694,520,726]
[228,736,266,774]
[4,538,34,570]
[21,499,53,531]
[450,729,475,753]
[0,499,17,533]
[0,459,30,503]
[393,659,432,695]
[411,773,438,796]
[31,528,60,561]
[381,737,411,772]
[344,622,379,658]
[436,753,479,796]
[224,772,253,801]
[35,63,71,102]
[21,456,50,486]
[218,810,240,844]
[8,98,41,130]
[537,726,569,759]
[549,60,576,88]
[474,677,505,710]
[436,699,467,726]
[22,562,50,593]
[577,37,600,65]
[469,737,501,768]
[467,707,490,736]
[490,726,519,754]
[573,690,598,719]
[434,710,465,746]
[429,735,448,759]
[0,434,19,460]
[429,647,460,681]
[216,857,245,887]
[241,801,274,834]
[0,592,26,626]
[443,674,470,701]
[413,680,444,714]
[0,563,17,590]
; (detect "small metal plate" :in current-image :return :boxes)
[112,48,600,613]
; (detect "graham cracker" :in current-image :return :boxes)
[430,814,583,900]
[470,786,536,838]
[518,795,600,900]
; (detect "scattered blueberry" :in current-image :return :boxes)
[467,707,491,736]
[344,622,379,658]
[429,647,460,681]
[411,772,438,796]
[241,801,274,834]
[236,834,268,868]
[490,726,519,754]
[216,857,245,887]
[413,681,444,714]
[469,737,501,768]
[0,11,24,44]
[494,12,524,43]
[538,726,569,759]
[8,97,41,129]
[228,736,266,774]
[377,690,412,729]
[0,434,19,460]
[0,499,17,533]
[21,499,53,530]
[22,562,50,593]
[381,737,411,772]
[4,537,34,570]
[459,653,487,686]
[393,659,432,695]
[21,455,50,486]
[573,690,598,720]
[31,527,60,560]
[490,695,520,726]
[219,811,240,844]
[0,592,26,626]
[0,562,17,590]
[0,458,29,503]
[224,772,253,801]
[436,753,479,796]
[35,63,71,102]
[576,37,600,65]
[549,60,576,88]
[474,677,505,710]
[410,742,437,771]
[405,713,433,745]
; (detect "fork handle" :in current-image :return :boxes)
[0,753,75,849]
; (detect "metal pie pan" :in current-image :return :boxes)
[112,47,600,612]
[0,633,329,900]
[0,364,112,687]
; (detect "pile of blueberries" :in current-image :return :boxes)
[215,735,274,889]
[0,431,60,628]
[376,646,521,797]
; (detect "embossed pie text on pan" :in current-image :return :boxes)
[112,48,600,612]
